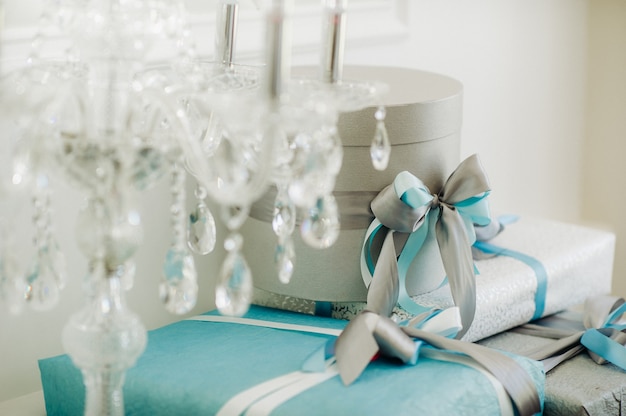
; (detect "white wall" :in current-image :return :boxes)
[342,0,588,224]
[0,0,612,403]
[584,1,626,302]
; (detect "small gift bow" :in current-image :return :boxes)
[326,229,542,416]
[518,295,626,372]
[361,153,492,337]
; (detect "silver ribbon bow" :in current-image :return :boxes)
[366,154,492,336]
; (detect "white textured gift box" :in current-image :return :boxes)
[255,217,616,343]
[244,66,463,302]
[411,217,615,341]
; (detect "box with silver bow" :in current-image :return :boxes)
[247,66,464,307]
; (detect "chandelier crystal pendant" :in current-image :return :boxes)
[0,1,200,414]
[266,0,390,286]
[0,0,389,414]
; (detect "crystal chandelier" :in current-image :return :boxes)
[0,0,388,414]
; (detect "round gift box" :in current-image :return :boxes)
[243,66,463,303]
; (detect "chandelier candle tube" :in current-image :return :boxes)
[264,0,292,103]
[215,0,239,67]
[321,0,347,84]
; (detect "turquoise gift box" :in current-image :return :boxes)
[39,306,544,415]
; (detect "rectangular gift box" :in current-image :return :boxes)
[39,306,544,416]
[479,312,626,416]
[414,217,615,341]
[254,217,616,343]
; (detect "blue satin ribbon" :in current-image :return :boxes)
[580,301,626,370]
[472,239,548,321]
[580,329,626,369]
[314,301,333,317]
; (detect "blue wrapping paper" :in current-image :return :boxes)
[39,306,544,415]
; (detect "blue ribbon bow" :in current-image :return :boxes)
[518,295,626,372]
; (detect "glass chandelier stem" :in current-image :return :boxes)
[82,368,125,416]
[63,270,146,416]
[66,185,146,416]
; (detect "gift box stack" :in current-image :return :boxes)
[39,66,619,415]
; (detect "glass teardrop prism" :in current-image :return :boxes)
[116,260,136,291]
[0,253,26,315]
[272,192,296,238]
[11,139,35,190]
[46,240,68,290]
[370,121,391,171]
[300,195,340,249]
[326,130,343,177]
[187,201,217,255]
[24,256,60,311]
[274,237,295,284]
[215,248,252,317]
[160,248,198,315]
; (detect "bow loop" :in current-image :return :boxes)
[439,154,491,205]
[371,181,430,234]
[584,295,626,330]
[334,312,381,386]
[334,310,420,386]
[366,230,400,317]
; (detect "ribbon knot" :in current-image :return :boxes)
[430,193,444,210]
